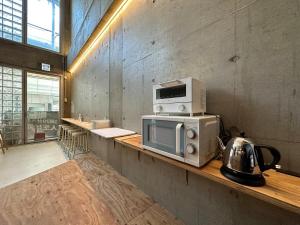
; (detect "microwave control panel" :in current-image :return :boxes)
[183,117,219,167]
[184,123,199,156]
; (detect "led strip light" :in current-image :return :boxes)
[68,0,132,73]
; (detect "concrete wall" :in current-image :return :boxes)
[0,38,64,74]
[69,0,300,174]
[68,0,113,64]
[68,1,300,224]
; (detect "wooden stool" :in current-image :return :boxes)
[58,125,72,141]
[0,130,7,154]
[70,131,88,159]
[58,125,67,141]
[65,128,81,152]
[61,126,77,145]
[64,128,79,151]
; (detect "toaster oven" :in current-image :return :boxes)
[153,77,206,115]
[142,115,219,167]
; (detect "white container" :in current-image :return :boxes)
[153,77,206,115]
[91,120,111,129]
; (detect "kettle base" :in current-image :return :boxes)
[220,166,266,187]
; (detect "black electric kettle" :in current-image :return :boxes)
[217,137,281,186]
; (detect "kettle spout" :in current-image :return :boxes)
[216,137,226,151]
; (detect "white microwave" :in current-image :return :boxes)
[153,77,206,115]
[142,115,219,167]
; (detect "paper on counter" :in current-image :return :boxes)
[91,128,136,139]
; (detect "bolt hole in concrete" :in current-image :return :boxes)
[229,55,240,62]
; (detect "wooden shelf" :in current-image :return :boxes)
[114,135,300,215]
[61,118,93,130]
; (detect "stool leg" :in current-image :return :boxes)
[64,129,70,149]
[67,131,72,151]
[62,129,66,151]
[0,138,5,154]
[0,131,7,152]
[69,137,75,159]
[78,135,82,151]
[59,126,64,141]
[57,126,61,141]
[0,133,5,154]
[73,136,78,159]
[62,129,66,146]
[84,135,88,152]
[65,131,69,153]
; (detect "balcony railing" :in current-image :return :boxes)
[27,111,59,142]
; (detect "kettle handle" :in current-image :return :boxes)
[254,145,281,172]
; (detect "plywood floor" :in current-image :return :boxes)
[0,141,67,188]
[0,146,184,225]
[74,154,185,225]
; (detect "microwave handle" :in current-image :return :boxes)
[176,123,183,156]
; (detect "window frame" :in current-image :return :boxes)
[0,0,24,43]
[25,71,61,143]
[0,0,62,54]
[25,0,61,53]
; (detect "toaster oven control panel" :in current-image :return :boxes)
[153,103,191,114]
[178,104,186,112]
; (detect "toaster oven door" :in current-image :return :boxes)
[142,119,185,157]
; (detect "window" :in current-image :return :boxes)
[0,0,23,42]
[0,66,23,145]
[0,0,61,52]
[27,0,60,52]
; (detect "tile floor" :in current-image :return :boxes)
[0,141,67,188]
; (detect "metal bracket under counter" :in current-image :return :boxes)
[114,134,300,215]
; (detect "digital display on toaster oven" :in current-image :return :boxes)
[156,84,186,99]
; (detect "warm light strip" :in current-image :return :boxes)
[69,0,131,73]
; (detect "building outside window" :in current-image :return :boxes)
[27,0,60,52]
[0,0,60,52]
[0,0,23,42]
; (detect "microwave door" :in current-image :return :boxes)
[143,119,185,157]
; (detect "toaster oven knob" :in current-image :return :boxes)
[156,105,163,112]
[186,144,196,154]
[186,129,196,139]
[178,104,186,112]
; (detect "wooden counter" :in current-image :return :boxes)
[114,135,300,215]
[61,118,93,130]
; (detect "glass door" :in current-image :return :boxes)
[26,72,60,143]
[142,119,185,156]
